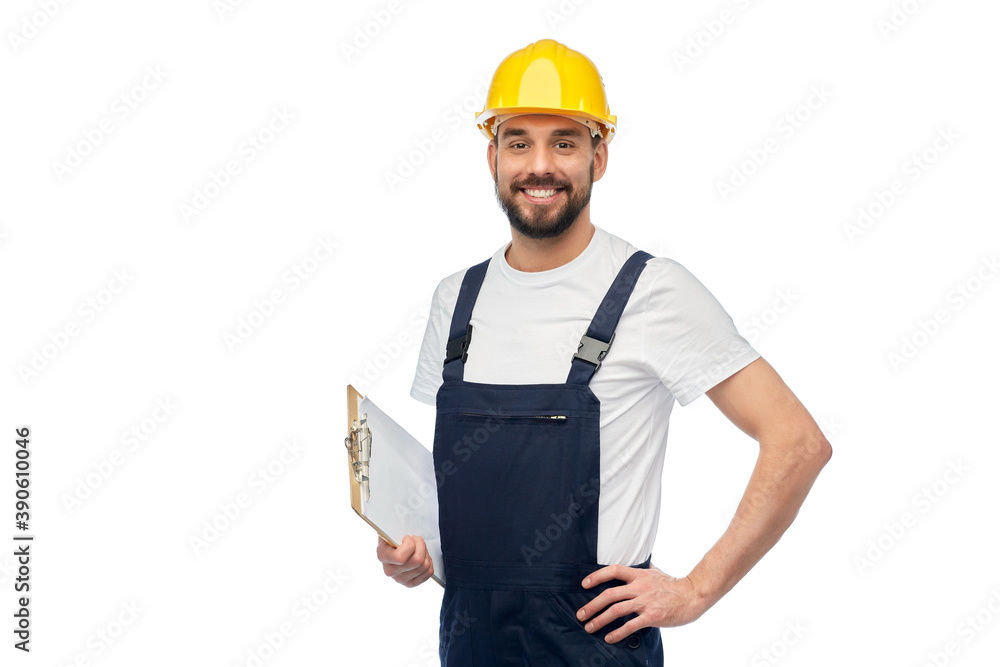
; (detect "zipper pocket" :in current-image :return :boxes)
[453,412,568,421]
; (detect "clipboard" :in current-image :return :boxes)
[344,385,445,587]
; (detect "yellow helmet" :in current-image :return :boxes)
[476,39,617,144]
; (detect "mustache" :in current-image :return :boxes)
[510,178,570,190]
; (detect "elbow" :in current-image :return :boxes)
[808,430,833,471]
[761,425,832,476]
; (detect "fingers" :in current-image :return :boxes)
[392,535,433,587]
[584,599,640,637]
[601,614,646,644]
[377,534,414,565]
[376,535,434,588]
[410,534,428,566]
[576,582,632,623]
[582,564,633,589]
[401,554,435,588]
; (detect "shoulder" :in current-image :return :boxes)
[600,239,692,298]
[640,257,699,291]
[600,228,687,282]
[607,246,730,323]
[595,229,703,306]
[428,265,472,317]
[639,258,733,317]
[429,243,507,314]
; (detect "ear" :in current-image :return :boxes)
[592,139,608,183]
[487,140,498,182]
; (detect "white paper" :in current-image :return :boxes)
[359,395,444,585]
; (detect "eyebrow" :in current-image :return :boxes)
[499,126,585,141]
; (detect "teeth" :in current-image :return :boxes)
[525,188,557,198]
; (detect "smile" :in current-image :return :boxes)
[521,188,563,203]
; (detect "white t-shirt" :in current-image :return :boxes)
[410,224,761,566]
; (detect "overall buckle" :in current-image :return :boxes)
[445,323,474,364]
[574,332,614,372]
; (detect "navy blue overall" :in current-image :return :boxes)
[433,249,664,666]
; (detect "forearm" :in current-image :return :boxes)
[686,432,832,612]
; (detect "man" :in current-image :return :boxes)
[377,39,831,665]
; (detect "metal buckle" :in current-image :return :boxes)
[574,332,615,372]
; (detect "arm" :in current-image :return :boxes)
[577,356,832,642]
[689,355,832,610]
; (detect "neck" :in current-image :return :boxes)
[505,215,595,272]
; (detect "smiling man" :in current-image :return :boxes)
[489,113,605,274]
[376,39,832,666]
[492,113,599,236]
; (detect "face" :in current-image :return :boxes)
[488,115,606,240]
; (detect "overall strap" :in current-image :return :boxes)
[441,257,491,382]
[566,250,654,386]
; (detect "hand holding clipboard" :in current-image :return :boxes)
[344,385,444,587]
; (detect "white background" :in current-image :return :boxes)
[2,0,998,665]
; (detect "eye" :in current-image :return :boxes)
[510,142,528,149]
[555,142,573,149]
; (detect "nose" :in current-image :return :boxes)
[526,144,556,179]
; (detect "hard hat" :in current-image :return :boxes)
[476,39,617,144]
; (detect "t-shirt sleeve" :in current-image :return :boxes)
[640,260,761,407]
[409,278,455,406]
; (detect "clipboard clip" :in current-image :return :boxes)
[344,414,372,500]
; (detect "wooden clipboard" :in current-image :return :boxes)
[345,384,445,587]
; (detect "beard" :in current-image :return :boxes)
[494,160,594,240]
